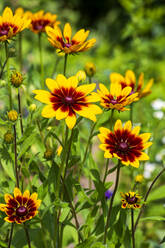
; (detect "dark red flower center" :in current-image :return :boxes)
[119,142,128,152]
[126,195,137,204]
[0,23,18,37]
[32,20,50,31]
[65,96,74,104]
[16,206,28,216]
[110,99,118,105]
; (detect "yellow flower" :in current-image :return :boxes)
[57,145,63,156]
[0,187,41,224]
[29,103,37,112]
[33,74,102,129]
[97,82,138,112]
[135,174,144,183]
[98,120,152,168]
[10,71,23,88]
[27,10,58,34]
[84,62,96,77]
[76,70,86,82]
[110,70,153,99]
[8,110,18,121]
[46,23,96,54]
[56,49,65,57]
[0,7,30,41]
[120,191,141,209]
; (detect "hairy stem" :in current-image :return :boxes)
[18,89,24,135]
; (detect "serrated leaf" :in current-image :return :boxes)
[18,133,36,159]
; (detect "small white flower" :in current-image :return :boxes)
[155,149,165,162]
[151,99,165,110]
[153,111,164,120]
[144,162,156,178]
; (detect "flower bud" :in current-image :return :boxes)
[56,49,65,57]
[135,174,144,183]
[44,148,53,160]
[84,62,96,77]
[10,71,23,88]
[4,131,14,144]
[8,110,18,122]
[76,70,86,82]
[57,145,62,156]
[29,104,37,112]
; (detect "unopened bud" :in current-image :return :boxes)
[84,62,96,77]
[4,131,14,144]
[44,148,53,160]
[10,71,23,88]
[8,110,18,122]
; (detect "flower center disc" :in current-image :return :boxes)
[65,96,73,104]
[0,29,8,36]
[110,99,118,105]
[65,43,71,48]
[16,206,27,216]
[126,196,137,204]
[119,142,128,151]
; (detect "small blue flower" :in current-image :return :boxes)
[105,189,113,200]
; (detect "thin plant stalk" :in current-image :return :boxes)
[23,223,31,248]
[103,160,121,244]
[130,103,133,123]
[109,108,114,130]
[134,167,165,231]
[17,89,24,135]
[64,128,74,179]
[8,223,14,248]
[131,209,135,248]
[38,33,44,88]
[18,33,23,72]
[103,159,109,184]
[63,54,68,76]
[13,124,19,188]
[88,76,92,84]
[5,41,12,109]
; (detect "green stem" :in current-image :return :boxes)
[64,128,74,179]
[103,160,121,244]
[110,109,114,130]
[8,223,14,248]
[88,76,92,84]
[18,33,22,72]
[63,54,68,76]
[38,33,44,88]
[18,89,23,135]
[134,167,165,231]
[103,159,109,184]
[54,210,59,248]
[131,209,135,248]
[13,124,19,188]
[23,223,31,248]
[5,41,12,109]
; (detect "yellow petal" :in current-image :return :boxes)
[110,72,125,84]
[99,144,108,151]
[104,150,112,158]
[33,90,51,104]
[55,107,69,120]
[139,152,149,160]
[65,114,76,129]
[46,78,59,92]
[0,204,7,211]
[125,70,136,84]
[76,83,96,96]
[42,105,56,118]
[98,83,109,95]
[56,74,68,88]
[98,133,106,143]
[124,120,132,131]
[142,142,152,149]
[122,86,132,96]
[132,126,140,135]
[75,107,96,122]
[14,188,22,198]
[30,192,38,201]
[110,83,121,97]
[139,133,151,143]
[63,23,72,42]
[130,160,139,168]
[67,76,78,88]
[4,194,13,203]
[114,119,122,131]
[4,217,14,223]
[85,92,101,102]
[23,190,30,199]
[99,127,110,136]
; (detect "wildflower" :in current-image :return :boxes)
[135,174,144,183]
[57,145,63,156]
[8,110,18,122]
[4,131,14,144]
[120,191,141,209]
[84,62,96,77]
[10,71,23,88]
[0,187,41,224]
[143,162,156,178]
[46,23,96,54]
[29,103,37,112]
[105,190,113,200]
[110,70,153,99]
[33,74,102,129]
[44,148,53,160]
[98,120,152,168]
[97,82,138,112]
[27,10,59,34]
[0,7,30,42]
[56,49,65,57]
[76,70,86,82]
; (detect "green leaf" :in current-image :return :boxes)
[59,207,70,222]
[18,133,36,159]
[140,216,165,221]
[1,160,15,181]
[148,185,165,201]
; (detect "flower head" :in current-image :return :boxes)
[10,71,23,88]
[121,191,141,209]
[135,174,144,183]
[84,62,96,77]
[110,70,153,99]
[105,189,113,200]
[76,70,86,82]
[4,131,14,144]
[8,110,18,121]
[46,23,96,54]
[33,74,102,129]
[98,120,152,168]
[0,188,41,224]
[0,7,30,42]
[27,10,59,34]
[97,82,138,111]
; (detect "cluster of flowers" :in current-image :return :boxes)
[0,6,153,225]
